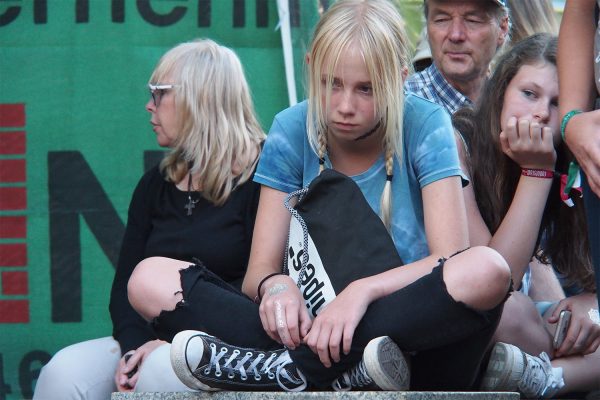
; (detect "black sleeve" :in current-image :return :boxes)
[108,168,158,353]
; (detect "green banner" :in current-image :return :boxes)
[0,1,319,398]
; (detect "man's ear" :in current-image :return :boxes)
[497,16,509,47]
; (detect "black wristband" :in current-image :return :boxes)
[255,272,285,304]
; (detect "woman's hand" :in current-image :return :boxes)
[304,279,373,368]
[114,339,165,391]
[500,117,557,170]
[259,274,312,349]
[547,293,600,357]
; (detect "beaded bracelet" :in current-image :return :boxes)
[560,110,582,141]
[254,272,286,304]
[521,168,554,179]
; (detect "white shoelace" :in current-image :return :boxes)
[205,344,307,391]
[519,352,564,398]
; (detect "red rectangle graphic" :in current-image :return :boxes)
[0,216,26,238]
[0,159,26,182]
[0,243,27,266]
[0,131,26,155]
[0,300,29,323]
[0,187,26,210]
[0,104,25,127]
[2,271,28,295]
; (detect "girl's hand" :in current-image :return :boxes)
[259,274,312,349]
[500,117,557,170]
[547,293,600,357]
[304,280,371,367]
[114,339,165,391]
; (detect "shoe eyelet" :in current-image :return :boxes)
[215,371,222,377]
[228,373,235,379]
[268,372,275,379]
[204,368,211,375]
[241,375,248,381]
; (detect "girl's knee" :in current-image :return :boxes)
[444,246,511,310]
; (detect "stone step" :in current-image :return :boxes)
[112,392,520,400]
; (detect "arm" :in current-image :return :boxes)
[242,186,312,349]
[459,119,556,284]
[109,170,157,390]
[558,0,600,195]
[109,172,156,354]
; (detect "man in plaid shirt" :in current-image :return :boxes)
[405,0,509,115]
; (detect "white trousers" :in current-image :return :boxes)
[33,336,192,399]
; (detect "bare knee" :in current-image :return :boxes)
[444,246,511,310]
[128,257,187,321]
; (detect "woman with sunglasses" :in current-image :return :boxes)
[33,38,265,399]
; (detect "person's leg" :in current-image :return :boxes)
[33,337,120,400]
[583,176,600,309]
[553,349,600,395]
[493,291,554,355]
[135,343,193,392]
[128,257,276,349]
[289,246,511,389]
[527,258,566,303]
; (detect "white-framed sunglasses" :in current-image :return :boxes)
[148,84,177,107]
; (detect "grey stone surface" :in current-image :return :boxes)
[112,392,520,400]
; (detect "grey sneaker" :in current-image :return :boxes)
[170,330,307,392]
[332,336,410,391]
[481,342,564,398]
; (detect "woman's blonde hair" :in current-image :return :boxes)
[506,0,558,46]
[150,38,265,206]
[306,0,412,228]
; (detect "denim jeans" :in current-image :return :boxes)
[153,261,506,390]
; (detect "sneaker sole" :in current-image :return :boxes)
[170,330,220,391]
[363,336,410,391]
[480,342,524,392]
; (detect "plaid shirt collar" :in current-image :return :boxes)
[405,63,472,115]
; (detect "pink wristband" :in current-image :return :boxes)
[521,168,554,179]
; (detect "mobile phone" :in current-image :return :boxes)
[553,310,572,349]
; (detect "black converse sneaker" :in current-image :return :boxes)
[332,336,410,391]
[170,330,308,392]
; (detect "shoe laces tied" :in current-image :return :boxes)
[272,351,307,392]
[205,344,307,391]
[333,360,373,391]
[519,352,564,398]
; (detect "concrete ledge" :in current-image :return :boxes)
[112,391,520,400]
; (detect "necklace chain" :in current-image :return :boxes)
[184,173,199,216]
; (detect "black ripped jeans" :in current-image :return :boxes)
[152,259,507,390]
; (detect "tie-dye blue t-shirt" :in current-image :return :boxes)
[255,93,463,264]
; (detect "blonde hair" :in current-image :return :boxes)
[506,0,558,46]
[306,0,412,228]
[150,39,265,206]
